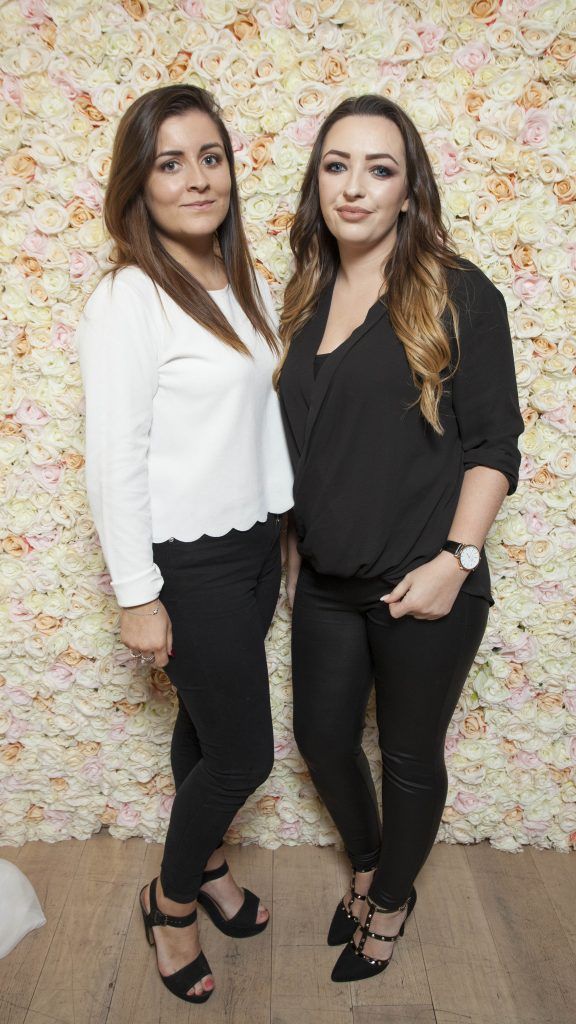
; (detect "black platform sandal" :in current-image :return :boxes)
[140,877,213,1004]
[197,859,269,938]
[331,888,417,983]
[327,870,369,946]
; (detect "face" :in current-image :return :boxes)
[144,109,232,245]
[318,115,409,257]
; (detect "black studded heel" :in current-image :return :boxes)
[331,888,417,983]
[327,871,370,946]
[197,859,269,938]
[139,877,213,1004]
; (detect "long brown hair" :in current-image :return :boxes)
[104,85,277,355]
[277,94,461,431]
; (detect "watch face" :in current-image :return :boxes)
[460,545,480,570]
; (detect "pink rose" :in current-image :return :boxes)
[541,405,573,433]
[23,232,50,259]
[440,143,463,181]
[69,249,98,282]
[278,821,301,840]
[158,794,175,819]
[6,717,29,742]
[14,397,49,426]
[522,509,550,534]
[274,738,294,759]
[46,662,77,690]
[48,70,80,101]
[532,582,565,603]
[19,0,48,25]
[95,573,114,594]
[50,322,75,352]
[286,116,322,147]
[507,683,533,709]
[513,750,542,768]
[415,21,444,53]
[454,42,491,72]
[116,804,142,827]
[179,0,204,15]
[5,687,33,706]
[8,599,35,622]
[25,526,62,550]
[567,242,576,271]
[108,721,128,740]
[518,455,536,479]
[378,61,408,82]
[444,735,460,754]
[524,819,548,837]
[74,179,103,211]
[513,271,547,304]
[229,130,248,154]
[269,0,290,28]
[519,109,551,148]
[453,791,486,814]
[30,462,64,494]
[498,633,539,663]
[81,758,104,783]
[2,76,23,107]
[44,809,71,825]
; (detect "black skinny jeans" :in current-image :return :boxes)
[153,514,282,903]
[292,562,489,910]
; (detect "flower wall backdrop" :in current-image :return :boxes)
[0,0,575,853]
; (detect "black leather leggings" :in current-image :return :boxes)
[153,514,282,902]
[291,562,489,910]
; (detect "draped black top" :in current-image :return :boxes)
[278,260,524,605]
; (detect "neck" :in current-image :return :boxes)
[336,232,397,290]
[157,231,224,288]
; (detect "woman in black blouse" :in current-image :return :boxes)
[277,95,523,983]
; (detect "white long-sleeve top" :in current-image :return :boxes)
[77,266,294,607]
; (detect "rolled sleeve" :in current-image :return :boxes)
[451,271,524,495]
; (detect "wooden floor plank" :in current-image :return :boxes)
[530,848,576,956]
[272,845,344,947]
[354,1007,436,1023]
[0,996,28,1024]
[28,873,136,1024]
[271,944,352,1024]
[0,840,85,1014]
[465,843,574,1024]
[75,830,147,886]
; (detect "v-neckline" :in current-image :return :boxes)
[314,277,385,359]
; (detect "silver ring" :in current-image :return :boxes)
[129,649,142,658]
[140,653,155,664]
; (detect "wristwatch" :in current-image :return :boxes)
[441,540,481,572]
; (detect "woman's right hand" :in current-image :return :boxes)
[120,600,173,668]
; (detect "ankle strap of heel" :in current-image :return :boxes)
[201,859,229,884]
[149,877,197,928]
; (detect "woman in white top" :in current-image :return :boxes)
[77,85,293,1005]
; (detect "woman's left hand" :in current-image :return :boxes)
[380,552,469,620]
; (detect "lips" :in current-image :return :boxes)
[336,205,371,219]
[180,200,215,209]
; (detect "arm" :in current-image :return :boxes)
[383,272,524,620]
[77,273,172,665]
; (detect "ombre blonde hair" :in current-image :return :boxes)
[276,95,462,433]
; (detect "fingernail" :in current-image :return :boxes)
[169,650,175,657]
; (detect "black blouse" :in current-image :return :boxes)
[279,260,524,605]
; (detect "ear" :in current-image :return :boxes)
[400,194,409,213]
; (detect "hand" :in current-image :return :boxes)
[120,600,173,668]
[380,552,467,620]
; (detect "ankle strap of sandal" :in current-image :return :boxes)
[201,859,229,884]
[150,877,197,928]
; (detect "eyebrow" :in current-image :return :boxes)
[155,142,224,159]
[323,148,400,166]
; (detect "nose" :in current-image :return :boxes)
[342,171,365,201]
[186,163,209,192]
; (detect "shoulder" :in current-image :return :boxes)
[82,266,159,319]
[446,257,507,315]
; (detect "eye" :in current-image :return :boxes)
[370,165,393,178]
[202,153,222,167]
[160,160,179,173]
[324,161,346,173]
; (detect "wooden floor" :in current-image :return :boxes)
[0,834,574,1024]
